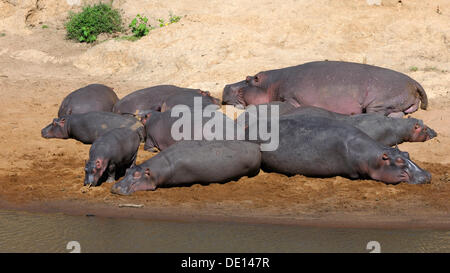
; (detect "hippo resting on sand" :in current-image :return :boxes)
[239,103,436,147]
[249,115,431,184]
[112,85,220,116]
[141,108,235,151]
[58,84,118,117]
[84,127,143,186]
[223,61,428,117]
[111,140,261,195]
[41,112,144,144]
[284,107,437,146]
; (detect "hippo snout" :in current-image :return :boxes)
[111,182,133,195]
[409,170,432,185]
[426,127,437,140]
[41,126,50,138]
[84,174,96,187]
[405,159,432,185]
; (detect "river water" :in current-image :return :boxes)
[0,210,448,253]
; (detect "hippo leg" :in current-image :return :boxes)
[284,98,301,108]
[106,164,116,183]
[403,101,420,114]
[387,112,405,118]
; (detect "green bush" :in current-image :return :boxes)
[129,14,151,38]
[169,14,181,24]
[65,3,122,43]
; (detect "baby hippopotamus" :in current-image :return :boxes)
[283,107,437,146]
[252,115,431,184]
[223,61,428,117]
[41,112,144,144]
[58,84,118,117]
[84,127,143,186]
[111,140,261,195]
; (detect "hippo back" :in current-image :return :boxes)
[58,84,118,117]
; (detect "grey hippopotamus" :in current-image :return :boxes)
[160,90,221,112]
[112,85,220,116]
[84,127,143,186]
[223,61,428,117]
[58,84,118,117]
[282,107,437,146]
[141,108,235,151]
[110,140,261,195]
[251,115,431,184]
[41,111,144,144]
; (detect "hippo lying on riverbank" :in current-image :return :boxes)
[112,85,220,116]
[283,107,437,146]
[58,84,118,117]
[84,127,143,187]
[223,61,428,117]
[141,109,235,151]
[250,115,431,184]
[111,140,261,195]
[239,103,436,146]
[41,112,144,144]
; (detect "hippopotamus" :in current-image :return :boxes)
[41,112,144,144]
[112,85,220,116]
[222,81,272,107]
[58,84,118,117]
[110,140,261,195]
[282,107,437,146]
[141,108,235,151]
[252,115,431,184]
[237,101,297,128]
[223,61,428,117]
[84,127,143,186]
[160,90,221,112]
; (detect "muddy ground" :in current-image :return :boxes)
[0,0,449,227]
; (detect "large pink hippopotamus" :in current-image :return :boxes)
[222,61,428,117]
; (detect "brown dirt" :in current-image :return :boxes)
[0,0,449,227]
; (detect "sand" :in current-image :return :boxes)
[0,0,449,228]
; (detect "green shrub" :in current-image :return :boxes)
[65,3,122,43]
[169,14,181,24]
[409,66,418,72]
[129,14,151,38]
[158,18,166,27]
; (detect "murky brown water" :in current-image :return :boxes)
[0,210,448,253]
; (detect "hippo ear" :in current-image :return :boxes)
[144,168,151,177]
[382,153,389,161]
[161,102,168,112]
[95,159,102,169]
[58,118,66,127]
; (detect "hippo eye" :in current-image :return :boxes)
[254,76,259,82]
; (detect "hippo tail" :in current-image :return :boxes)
[415,82,428,110]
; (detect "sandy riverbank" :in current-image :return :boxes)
[0,0,449,228]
